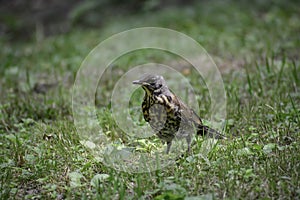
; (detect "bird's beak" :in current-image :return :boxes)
[132,80,144,85]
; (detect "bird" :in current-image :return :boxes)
[132,74,225,154]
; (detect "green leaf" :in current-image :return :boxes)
[80,140,96,149]
[185,193,213,200]
[69,171,84,188]
[263,143,276,154]
[237,147,253,156]
[154,192,184,200]
[90,174,110,188]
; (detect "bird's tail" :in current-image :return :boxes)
[197,125,226,139]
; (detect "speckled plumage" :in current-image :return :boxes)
[133,74,225,153]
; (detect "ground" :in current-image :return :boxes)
[0,1,299,199]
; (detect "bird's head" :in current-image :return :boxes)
[133,74,167,94]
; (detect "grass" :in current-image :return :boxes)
[1,0,300,199]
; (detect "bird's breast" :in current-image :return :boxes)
[142,93,181,132]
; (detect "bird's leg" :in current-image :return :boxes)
[186,136,192,153]
[166,141,172,154]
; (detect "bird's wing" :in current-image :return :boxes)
[170,92,203,125]
[168,90,226,139]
